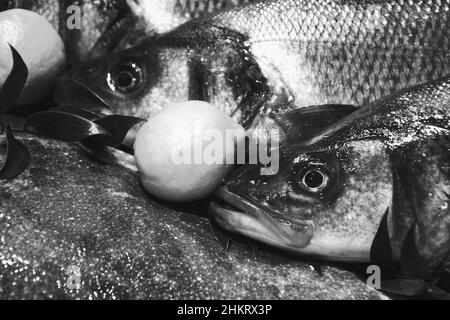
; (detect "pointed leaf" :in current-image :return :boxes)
[400,223,430,279]
[0,127,30,180]
[380,279,428,297]
[92,115,145,146]
[52,106,103,121]
[53,78,111,111]
[24,111,111,142]
[0,45,28,113]
[370,208,396,278]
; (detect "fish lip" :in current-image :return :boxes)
[210,187,314,249]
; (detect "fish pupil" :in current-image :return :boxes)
[304,170,324,189]
[116,71,135,90]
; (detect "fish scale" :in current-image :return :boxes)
[175,0,254,18]
[208,0,450,107]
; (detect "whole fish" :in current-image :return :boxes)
[58,0,450,128]
[210,75,450,272]
[0,0,136,64]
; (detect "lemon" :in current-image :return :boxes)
[0,9,66,105]
[134,101,246,202]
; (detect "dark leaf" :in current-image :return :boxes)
[0,127,30,180]
[380,279,428,297]
[400,223,431,279]
[370,208,396,278]
[434,270,450,293]
[24,111,111,142]
[92,115,145,146]
[51,106,103,121]
[53,78,111,111]
[0,45,28,113]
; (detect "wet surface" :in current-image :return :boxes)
[0,134,384,299]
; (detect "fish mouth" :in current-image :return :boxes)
[209,187,314,251]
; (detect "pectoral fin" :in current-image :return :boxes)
[272,104,359,143]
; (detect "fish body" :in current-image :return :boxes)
[210,75,450,270]
[59,0,450,126]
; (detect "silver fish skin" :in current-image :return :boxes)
[208,0,450,107]
[211,75,450,269]
[127,0,256,34]
[59,0,450,127]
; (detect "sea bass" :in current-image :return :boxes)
[0,0,136,64]
[210,75,450,270]
[58,0,450,127]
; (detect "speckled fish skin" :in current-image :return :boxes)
[60,0,450,127]
[211,75,450,269]
[0,0,134,63]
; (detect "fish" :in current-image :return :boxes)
[0,0,136,64]
[57,0,450,128]
[209,74,450,272]
[126,0,257,35]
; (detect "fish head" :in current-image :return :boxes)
[56,23,270,124]
[55,39,192,117]
[211,138,393,262]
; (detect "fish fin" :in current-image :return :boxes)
[400,222,431,280]
[390,132,450,272]
[370,208,396,279]
[379,279,429,297]
[272,104,359,143]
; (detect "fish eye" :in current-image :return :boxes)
[0,0,22,10]
[107,61,144,93]
[303,169,328,190]
[297,167,329,193]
